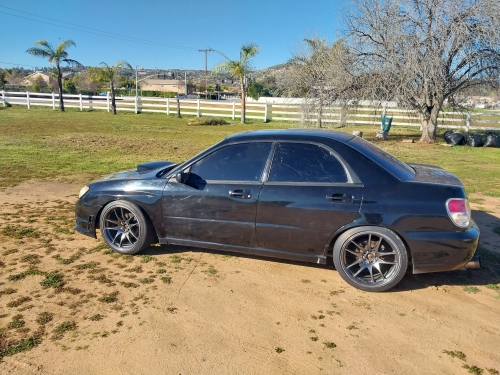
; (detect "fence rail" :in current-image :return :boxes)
[2,90,499,131]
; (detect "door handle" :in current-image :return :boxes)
[229,189,251,199]
[326,193,352,203]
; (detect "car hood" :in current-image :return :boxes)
[408,163,463,186]
[98,161,176,181]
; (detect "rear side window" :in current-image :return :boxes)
[189,142,272,182]
[348,136,415,180]
[268,143,348,183]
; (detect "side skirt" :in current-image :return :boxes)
[158,237,327,265]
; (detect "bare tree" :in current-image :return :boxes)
[343,0,500,143]
[284,38,359,128]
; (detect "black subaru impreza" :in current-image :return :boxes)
[75,129,480,292]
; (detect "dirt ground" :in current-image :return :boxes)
[0,180,499,375]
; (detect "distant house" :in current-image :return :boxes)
[22,71,74,86]
[22,71,50,86]
[140,79,186,94]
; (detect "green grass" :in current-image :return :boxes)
[1,107,499,195]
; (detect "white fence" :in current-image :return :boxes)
[2,90,499,131]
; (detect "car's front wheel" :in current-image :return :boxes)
[333,226,408,292]
[99,201,155,255]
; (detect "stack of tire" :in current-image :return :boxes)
[443,130,500,147]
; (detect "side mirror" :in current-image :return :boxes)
[175,172,186,184]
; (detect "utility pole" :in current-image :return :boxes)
[199,48,214,100]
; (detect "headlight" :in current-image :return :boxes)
[78,186,90,198]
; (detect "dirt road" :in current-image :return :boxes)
[1,181,499,374]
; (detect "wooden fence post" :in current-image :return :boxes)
[135,96,138,114]
[197,99,201,117]
[264,103,268,122]
[166,98,170,115]
[466,112,471,133]
[52,92,55,110]
[79,94,83,111]
[232,102,236,120]
[26,91,30,110]
[1,90,5,107]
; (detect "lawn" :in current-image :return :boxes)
[1,106,499,196]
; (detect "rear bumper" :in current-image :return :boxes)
[403,220,480,274]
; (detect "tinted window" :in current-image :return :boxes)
[269,143,347,183]
[347,136,415,180]
[189,143,272,182]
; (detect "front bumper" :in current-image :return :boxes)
[403,220,480,274]
[75,197,100,239]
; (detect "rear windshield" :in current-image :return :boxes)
[347,136,415,180]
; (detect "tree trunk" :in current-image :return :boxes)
[241,83,246,124]
[57,64,64,112]
[316,99,323,128]
[418,105,440,143]
[176,97,181,118]
[110,82,116,115]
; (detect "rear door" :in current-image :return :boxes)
[256,142,362,254]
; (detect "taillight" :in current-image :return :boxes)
[446,198,471,228]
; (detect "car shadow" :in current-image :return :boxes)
[142,209,500,293]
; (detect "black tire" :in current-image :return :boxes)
[332,226,408,292]
[99,201,156,255]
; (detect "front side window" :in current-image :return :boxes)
[189,142,272,182]
[269,142,348,183]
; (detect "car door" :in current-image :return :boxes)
[256,142,362,254]
[162,142,272,247]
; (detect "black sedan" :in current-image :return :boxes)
[75,129,480,292]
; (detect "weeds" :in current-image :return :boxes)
[99,291,119,303]
[7,296,32,308]
[443,350,467,360]
[275,347,285,354]
[40,273,65,290]
[53,253,81,265]
[0,336,42,360]
[462,365,484,375]
[323,342,337,349]
[464,286,480,294]
[52,321,77,340]
[0,288,17,296]
[8,314,25,329]
[161,276,172,284]
[36,312,54,325]
[1,226,39,239]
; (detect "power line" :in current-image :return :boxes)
[0,61,41,68]
[0,8,199,51]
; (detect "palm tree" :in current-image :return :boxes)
[26,39,82,111]
[89,61,133,114]
[212,43,260,124]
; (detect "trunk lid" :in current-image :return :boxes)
[408,163,463,186]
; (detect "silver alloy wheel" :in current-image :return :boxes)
[102,206,141,250]
[333,227,408,292]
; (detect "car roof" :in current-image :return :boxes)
[222,129,355,144]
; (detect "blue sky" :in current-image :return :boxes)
[0,0,344,72]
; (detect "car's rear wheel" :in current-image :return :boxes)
[99,201,155,255]
[333,226,408,292]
